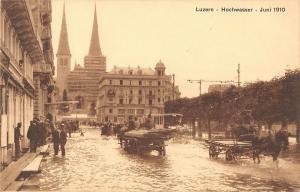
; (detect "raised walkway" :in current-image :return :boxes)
[0,144,49,191]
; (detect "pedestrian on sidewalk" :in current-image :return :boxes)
[60,127,68,156]
[14,122,23,159]
[52,127,60,156]
[27,120,38,153]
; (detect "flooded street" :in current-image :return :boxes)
[27,129,300,192]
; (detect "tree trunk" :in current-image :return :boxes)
[208,118,212,139]
[198,118,202,138]
[296,120,300,145]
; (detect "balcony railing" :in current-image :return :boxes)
[33,64,52,74]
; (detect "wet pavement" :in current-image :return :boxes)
[22,129,300,192]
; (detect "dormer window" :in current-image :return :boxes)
[119,70,123,74]
[137,70,142,75]
[129,70,133,75]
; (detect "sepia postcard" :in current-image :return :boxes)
[0,0,299,191]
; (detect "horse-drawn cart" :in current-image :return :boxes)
[206,139,253,161]
[118,128,176,156]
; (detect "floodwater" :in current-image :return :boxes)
[23,129,300,192]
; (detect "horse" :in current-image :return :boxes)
[252,130,289,164]
[231,125,289,163]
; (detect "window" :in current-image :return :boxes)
[149,90,152,95]
[149,99,153,105]
[130,90,133,94]
[149,81,152,86]
[138,98,142,104]
[109,108,113,113]
[119,99,124,104]
[137,109,144,115]
[129,98,132,104]
[109,98,113,102]
[109,80,112,85]
[158,81,161,86]
[120,80,123,85]
[158,98,160,103]
[139,80,142,86]
[129,70,133,75]
[129,80,132,85]
[138,90,142,95]
[118,109,125,114]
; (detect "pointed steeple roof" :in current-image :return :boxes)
[88,4,102,56]
[57,3,71,56]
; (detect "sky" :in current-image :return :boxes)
[51,0,299,98]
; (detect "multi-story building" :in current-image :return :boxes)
[56,5,105,116]
[97,61,180,123]
[0,0,54,167]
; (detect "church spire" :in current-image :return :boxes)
[57,3,71,56]
[88,4,102,56]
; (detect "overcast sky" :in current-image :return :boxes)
[51,0,299,98]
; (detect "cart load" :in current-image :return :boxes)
[119,128,176,156]
[124,128,176,139]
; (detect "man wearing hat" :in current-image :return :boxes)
[27,120,38,152]
[60,126,68,156]
[52,126,60,156]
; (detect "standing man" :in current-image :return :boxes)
[52,127,60,156]
[134,117,140,130]
[27,120,38,152]
[127,116,135,131]
[14,122,22,159]
[145,114,153,130]
[60,127,68,156]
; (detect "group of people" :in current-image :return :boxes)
[57,120,79,138]
[100,114,154,136]
[13,117,71,159]
[26,118,50,153]
[14,118,50,159]
[52,123,68,156]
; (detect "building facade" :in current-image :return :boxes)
[97,61,180,123]
[0,0,54,167]
[56,5,105,116]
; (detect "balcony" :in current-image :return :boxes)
[2,0,44,64]
[41,12,51,26]
[146,94,155,99]
[0,49,10,67]
[33,64,52,74]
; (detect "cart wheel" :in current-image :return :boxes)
[225,149,235,161]
[209,145,217,158]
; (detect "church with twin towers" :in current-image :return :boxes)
[56,4,180,120]
[56,4,106,116]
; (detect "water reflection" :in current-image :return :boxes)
[22,129,300,192]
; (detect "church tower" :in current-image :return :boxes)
[56,3,71,98]
[84,4,106,115]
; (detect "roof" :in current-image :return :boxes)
[108,66,156,75]
[56,3,71,56]
[88,5,102,56]
[155,60,165,69]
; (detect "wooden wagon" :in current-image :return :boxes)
[205,139,253,161]
[118,128,176,156]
